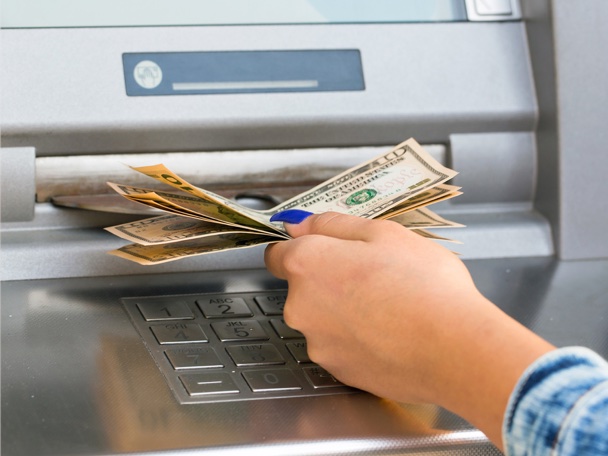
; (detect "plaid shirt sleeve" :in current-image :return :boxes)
[503,346,608,456]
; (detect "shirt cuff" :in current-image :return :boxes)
[503,346,608,456]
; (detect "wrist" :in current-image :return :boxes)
[426,296,555,449]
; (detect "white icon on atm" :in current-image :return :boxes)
[133,60,163,89]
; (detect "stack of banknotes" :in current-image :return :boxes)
[106,138,463,265]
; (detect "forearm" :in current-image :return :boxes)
[424,293,555,450]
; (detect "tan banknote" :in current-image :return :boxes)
[387,207,465,229]
[107,182,283,235]
[107,206,461,248]
[265,138,457,219]
[129,164,281,231]
[411,229,462,244]
[379,184,462,219]
[109,233,279,265]
[106,138,463,264]
[105,214,285,246]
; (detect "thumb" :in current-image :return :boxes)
[271,210,376,241]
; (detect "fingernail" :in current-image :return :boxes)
[270,209,314,224]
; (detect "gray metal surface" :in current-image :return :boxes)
[525,0,608,260]
[0,147,36,222]
[449,133,536,206]
[3,257,608,455]
[1,21,536,155]
[550,0,608,260]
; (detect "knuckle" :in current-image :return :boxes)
[367,218,408,241]
[280,237,325,276]
[280,244,307,276]
[310,211,343,231]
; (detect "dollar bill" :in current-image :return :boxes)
[129,164,281,231]
[387,207,465,229]
[107,182,283,235]
[266,138,457,219]
[106,138,463,264]
[411,229,463,244]
[378,184,461,219]
[109,233,278,265]
[105,214,285,246]
[106,207,460,248]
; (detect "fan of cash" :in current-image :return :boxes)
[105,138,463,265]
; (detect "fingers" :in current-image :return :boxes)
[283,212,382,241]
[265,212,412,279]
[264,242,289,280]
[265,212,373,278]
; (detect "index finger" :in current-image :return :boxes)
[264,242,290,280]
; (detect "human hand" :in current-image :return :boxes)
[264,211,554,448]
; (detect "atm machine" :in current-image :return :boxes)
[2,0,608,455]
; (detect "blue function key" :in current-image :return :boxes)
[196,296,253,318]
[254,293,287,316]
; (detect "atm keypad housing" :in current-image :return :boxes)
[123,291,356,404]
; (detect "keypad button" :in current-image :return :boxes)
[196,296,253,318]
[151,323,208,344]
[211,320,269,342]
[137,300,194,321]
[286,341,312,363]
[226,343,285,367]
[242,369,302,392]
[270,318,302,339]
[180,373,239,396]
[303,366,345,388]
[165,346,223,370]
[255,294,287,315]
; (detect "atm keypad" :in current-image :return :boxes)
[122,291,355,404]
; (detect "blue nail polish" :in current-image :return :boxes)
[270,209,314,224]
